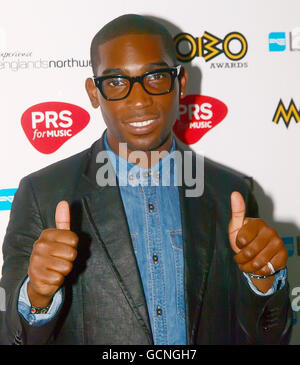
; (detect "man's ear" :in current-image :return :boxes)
[179,66,188,99]
[85,78,100,108]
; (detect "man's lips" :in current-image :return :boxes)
[122,115,160,134]
[123,115,160,124]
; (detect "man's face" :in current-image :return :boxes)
[86,33,187,152]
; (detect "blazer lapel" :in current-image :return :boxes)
[176,141,216,345]
[72,136,153,343]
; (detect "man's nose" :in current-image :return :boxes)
[125,81,153,109]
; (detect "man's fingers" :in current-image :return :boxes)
[251,250,287,276]
[228,191,246,253]
[45,256,74,277]
[237,238,285,273]
[38,229,78,248]
[55,201,71,230]
[35,238,78,259]
[234,219,268,255]
[233,226,273,265]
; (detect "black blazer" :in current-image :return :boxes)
[0,132,292,345]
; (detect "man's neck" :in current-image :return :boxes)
[106,132,173,169]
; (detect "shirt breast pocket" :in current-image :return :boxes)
[167,229,185,319]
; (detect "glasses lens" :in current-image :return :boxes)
[144,70,172,94]
[102,77,130,99]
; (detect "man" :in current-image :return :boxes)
[0,14,292,345]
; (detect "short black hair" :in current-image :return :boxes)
[90,14,177,76]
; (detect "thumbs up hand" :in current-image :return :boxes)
[27,201,78,308]
[228,192,288,292]
[228,191,246,254]
[55,200,71,230]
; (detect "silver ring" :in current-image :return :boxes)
[267,261,275,275]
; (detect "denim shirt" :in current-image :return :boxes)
[17,131,287,338]
[103,134,186,345]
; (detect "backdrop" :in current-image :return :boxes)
[0,0,299,344]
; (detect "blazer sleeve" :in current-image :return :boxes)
[0,176,64,345]
[235,186,293,345]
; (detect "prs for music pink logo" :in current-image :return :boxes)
[21,102,90,154]
[173,95,228,145]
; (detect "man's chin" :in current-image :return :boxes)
[124,137,169,153]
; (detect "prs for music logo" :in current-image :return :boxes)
[173,95,228,145]
[21,102,90,154]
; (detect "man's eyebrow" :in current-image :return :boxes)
[101,62,170,76]
[102,68,123,75]
[145,61,169,69]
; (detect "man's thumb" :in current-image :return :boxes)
[55,200,70,230]
[228,191,246,253]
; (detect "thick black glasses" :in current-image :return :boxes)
[94,65,181,101]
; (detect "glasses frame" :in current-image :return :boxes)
[93,65,182,101]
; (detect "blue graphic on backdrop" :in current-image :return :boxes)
[282,236,295,257]
[0,189,17,211]
[269,32,286,51]
[293,311,298,326]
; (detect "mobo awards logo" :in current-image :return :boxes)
[174,31,248,66]
[272,99,300,128]
[21,102,90,154]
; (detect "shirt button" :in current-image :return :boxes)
[156,306,162,317]
[28,314,35,326]
[149,203,154,213]
[153,253,158,264]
